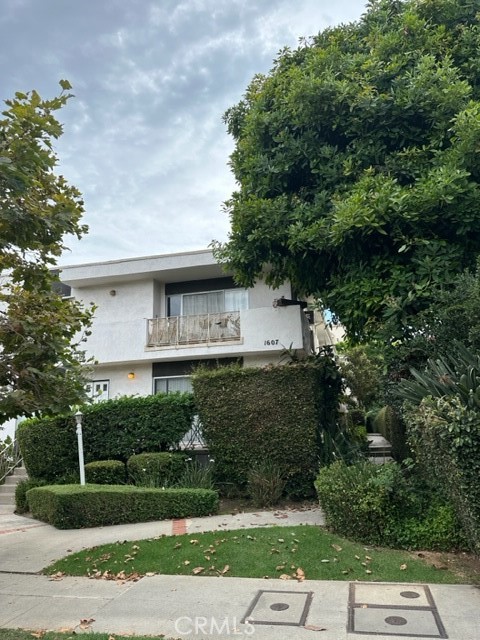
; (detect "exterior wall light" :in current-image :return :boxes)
[127,372,135,380]
[109,289,116,296]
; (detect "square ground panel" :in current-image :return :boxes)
[241,590,313,627]
[348,583,448,638]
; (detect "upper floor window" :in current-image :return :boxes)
[168,288,248,317]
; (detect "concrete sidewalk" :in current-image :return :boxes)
[1,509,479,639]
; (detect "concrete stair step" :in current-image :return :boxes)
[0,493,15,505]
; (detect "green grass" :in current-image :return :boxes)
[45,525,464,584]
[0,632,171,640]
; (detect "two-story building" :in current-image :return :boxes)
[59,249,315,401]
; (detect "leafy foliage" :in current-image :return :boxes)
[0,82,93,421]
[27,484,219,529]
[17,393,195,481]
[84,460,126,485]
[215,0,480,340]
[193,356,342,499]
[14,478,47,514]
[127,452,188,487]
[406,396,480,553]
[315,460,465,550]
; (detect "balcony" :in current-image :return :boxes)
[147,312,241,347]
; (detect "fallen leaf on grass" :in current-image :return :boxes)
[192,567,204,575]
[145,572,156,577]
[276,564,286,571]
[331,544,342,552]
[279,574,292,580]
[218,565,230,575]
[30,632,45,638]
[365,570,372,575]
[296,568,305,582]
[400,563,407,570]
[190,539,199,545]
[321,559,330,563]
[173,542,182,549]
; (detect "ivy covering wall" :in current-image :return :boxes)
[192,354,341,498]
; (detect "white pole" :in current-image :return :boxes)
[75,411,86,485]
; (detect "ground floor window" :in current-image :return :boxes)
[153,375,193,394]
[86,380,110,402]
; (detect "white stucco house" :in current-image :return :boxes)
[59,249,318,401]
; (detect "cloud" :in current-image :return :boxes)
[0,0,366,264]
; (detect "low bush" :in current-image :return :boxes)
[127,452,188,487]
[315,460,408,545]
[247,461,286,507]
[177,459,216,490]
[15,478,48,514]
[315,460,467,551]
[27,484,219,529]
[85,460,125,485]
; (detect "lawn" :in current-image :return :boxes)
[45,525,465,584]
[0,632,171,640]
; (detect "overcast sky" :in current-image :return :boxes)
[1,0,366,266]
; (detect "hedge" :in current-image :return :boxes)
[17,393,194,481]
[127,452,187,487]
[15,478,48,514]
[85,460,126,485]
[406,396,480,554]
[193,355,341,498]
[27,484,219,529]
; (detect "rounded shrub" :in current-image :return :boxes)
[127,452,188,487]
[15,478,48,514]
[85,460,125,485]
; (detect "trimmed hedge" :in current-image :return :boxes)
[127,452,187,487]
[17,393,194,481]
[27,484,219,529]
[15,478,48,514]
[193,355,341,498]
[85,460,125,485]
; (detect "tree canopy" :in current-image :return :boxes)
[0,82,93,423]
[214,0,480,341]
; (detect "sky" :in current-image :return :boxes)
[1,0,367,266]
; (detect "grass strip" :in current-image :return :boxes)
[0,632,171,640]
[45,525,464,584]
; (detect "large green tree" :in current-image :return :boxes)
[0,82,93,423]
[215,0,480,340]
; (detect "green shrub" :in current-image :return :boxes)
[15,478,48,514]
[127,452,188,487]
[193,354,342,499]
[27,484,219,529]
[85,460,125,485]
[387,503,467,552]
[406,396,480,553]
[17,392,194,481]
[177,459,216,490]
[315,460,409,545]
[247,461,286,508]
[315,459,467,551]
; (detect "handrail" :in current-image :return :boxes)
[0,438,23,485]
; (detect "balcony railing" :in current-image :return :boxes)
[147,311,241,347]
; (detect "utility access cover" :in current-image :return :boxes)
[241,590,313,627]
[348,582,448,638]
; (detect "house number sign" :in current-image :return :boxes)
[264,339,279,346]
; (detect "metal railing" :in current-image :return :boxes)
[147,311,241,347]
[0,438,22,485]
